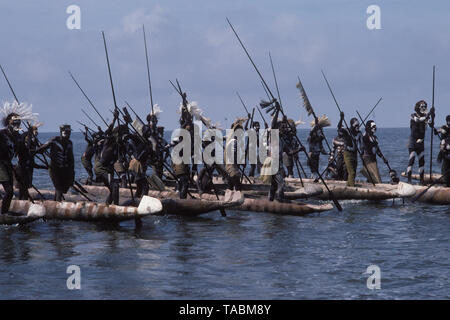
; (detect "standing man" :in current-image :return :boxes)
[260,100,297,201]
[127,131,150,198]
[36,124,74,201]
[435,114,450,140]
[339,112,363,187]
[225,118,245,191]
[0,113,21,214]
[326,128,347,181]
[307,117,329,179]
[15,125,45,200]
[81,126,96,185]
[94,111,121,204]
[143,110,165,179]
[170,135,191,199]
[248,121,261,177]
[360,120,384,184]
[153,126,169,179]
[437,115,450,186]
[406,100,434,185]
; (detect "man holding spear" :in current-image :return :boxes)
[406,100,434,185]
[227,17,342,211]
[296,77,333,180]
[307,116,330,180]
[0,112,22,214]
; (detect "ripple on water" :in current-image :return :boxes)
[0,129,449,299]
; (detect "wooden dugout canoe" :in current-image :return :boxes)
[284,178,417,201]
[149,190,332,215]
[76,183,322,200]
[147,190,333,215]
[209,177,418,202]
[186,178,448,207]
[234,199,333,216]
[401,172,443,184]
[116,189,331,216]
[158,190,244,216]
[285,177,450,205]
[0,196,162,225]
[410,185,450,205]
[396,173,450,204]
[0,211,42,225]
[1,187,245,219]
[242,184,323,199]
[27,179,321,202]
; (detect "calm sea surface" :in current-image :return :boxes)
[0,128,448,299]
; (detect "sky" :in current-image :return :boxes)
[0,0,449,131]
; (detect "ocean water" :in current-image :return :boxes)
[0,128,448,299]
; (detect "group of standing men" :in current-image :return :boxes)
[1,97,450,215]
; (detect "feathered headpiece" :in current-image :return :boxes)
[178,101,212,128]
[149,104,162,118]
[310,114,331,128]
[296,79,313,116]
[1,101,39,128]
[30,121,44,129]
[230,117,248,130]
[294,117,305,127]
[260,98,280,117]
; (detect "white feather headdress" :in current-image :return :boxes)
[178,101,212,128]
[310,114,331,128]
[1,101,39,128]
[295,117,305,126]
[149,104,162,118]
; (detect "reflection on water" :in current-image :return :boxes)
[0,129,449,299]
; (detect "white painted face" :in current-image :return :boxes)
[370,122,377,134]
[61,129,71,139]
[419,103,427,114]
[9,116,22,132]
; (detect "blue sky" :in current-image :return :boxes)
[0,0,449,131]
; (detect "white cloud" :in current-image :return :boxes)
[121,6,168,35]
[271,13,302,36]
